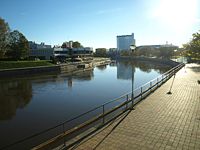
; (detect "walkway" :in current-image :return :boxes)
[69,64,200,150]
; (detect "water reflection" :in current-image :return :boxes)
[96,65,107,71]
[66,69,94,88]
[0,60,172,148]
[0,69,94,121]
[0,62,170,122]
[0,80,32,121]
[117,60,170,80]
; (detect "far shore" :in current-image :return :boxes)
[0,57,181,78]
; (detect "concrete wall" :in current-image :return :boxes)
[0,63,90,78]
[0,66,60,78]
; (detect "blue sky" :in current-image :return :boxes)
[1,0,199,48]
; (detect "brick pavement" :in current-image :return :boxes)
[69,64,200,150]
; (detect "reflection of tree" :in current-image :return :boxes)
[136,62,151,73]
[66,69,94,88]
[96,65,107,71]
[117,60,170,80]
[0,80,32,121]
[73,69,94,81]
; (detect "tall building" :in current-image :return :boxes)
[117,33,136,51]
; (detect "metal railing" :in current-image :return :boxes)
[0,63,185,150]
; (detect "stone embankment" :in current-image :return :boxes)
[0,58,111,78]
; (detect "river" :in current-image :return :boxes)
[0,60,171,149]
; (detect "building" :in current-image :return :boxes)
[29,48,54,60]
[29,41,51,50]
[29,41,53,60]
[29,40,93,60]
[53,47,93,61]
[73,47,93,57]
[117,33,136,51]
[54,48,69,58]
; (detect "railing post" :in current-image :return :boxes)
[102,105,105,124]
[141,87,143,100]
[150,81,152,92]
[131,93,134,108]
[126,94,128,110]
[63,123,66,146]
[157,78,159,87]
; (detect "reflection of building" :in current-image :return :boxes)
[117,33,136,51]
[67,77,73,88]
[117,62,135,80]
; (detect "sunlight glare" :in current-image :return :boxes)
[152,0,198,33]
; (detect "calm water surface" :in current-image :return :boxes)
[0,60,170,148]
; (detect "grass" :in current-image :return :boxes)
[0,60,55,70]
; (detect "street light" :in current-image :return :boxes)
[130,45,136,108]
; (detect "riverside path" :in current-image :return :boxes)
[66,64,200,150]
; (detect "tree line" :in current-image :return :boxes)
[183,30,200,59]
[132,46,176,59]
[0,17,29,60]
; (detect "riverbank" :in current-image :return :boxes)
[0,58,111,78]
[0,60,54,70]
[0,57,179,78]
[116,56,179,67]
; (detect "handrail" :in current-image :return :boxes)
[0,63,185,150]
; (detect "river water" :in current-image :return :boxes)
[0,60,171,148]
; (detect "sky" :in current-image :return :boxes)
[0,0,199,48]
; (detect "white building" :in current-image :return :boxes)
[117,33,136,51]
[53,47,93,58]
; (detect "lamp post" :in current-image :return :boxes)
[130,45,136,106]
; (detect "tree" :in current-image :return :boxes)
[184,31,200,58]
[158,47,174,59]
[0,17,10,58]
[72,41,82,48]
[95,48,107,57]
[6,30,29,60]
[61,42,67,48]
